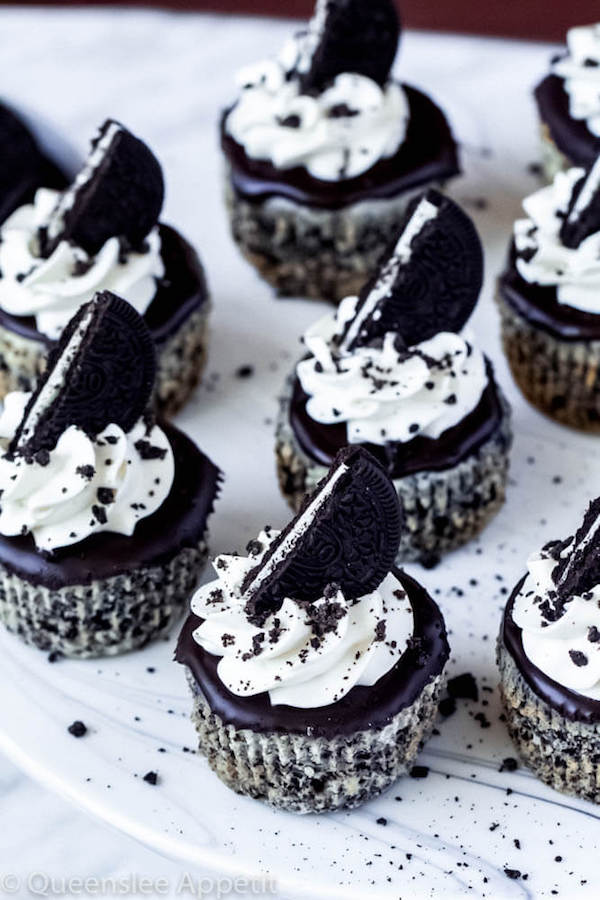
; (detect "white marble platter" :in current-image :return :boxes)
[0,8,600,898]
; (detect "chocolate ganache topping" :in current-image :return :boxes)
[505,496,600,723]
[291,190,503,475]
[221,0,459,208]
[177,446,449,733]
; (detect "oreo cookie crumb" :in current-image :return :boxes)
[92,504,108,525]
[406,635,428,666]
[438,696,457,717]
[527,161,543,176]
[235,364,254,379]
[374,620,386,642]
[409,765,429,779]
[34,448,50,466]
[68,721,87,738]
[143,771,158,785]
[278,114,301,128]
[448,672,478,701]
[499,757,518,773]
[474,712,491,729]
[504,869,522,880]
[134,439,167,461]
[76,464,95,481]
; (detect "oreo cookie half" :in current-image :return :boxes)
[341,190,484,351]
[298,0,400,94]
[11,290,156,455]
[242,446,402,624]
[42,120,164,257]
[553,497,600,602]
[560,157,600,249]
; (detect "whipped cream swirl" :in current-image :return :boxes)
[512,545,600,699]
[296,295,487,445]
[191,529,413,709]
[0,188,164,340]
[514,167,600,313]
[553,24,600,138]
[225,34,409,182]
[0,391,174,551]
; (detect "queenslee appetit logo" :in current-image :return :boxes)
[0,872,278,898]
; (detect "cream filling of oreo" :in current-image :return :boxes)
[225,33,409,182]
[341,197,439,351]
[15,303,95,449]
[191,529,413,709]
[0,188,164,340]
[513,548,600,699]
[46,121,122,243]
[553,24,600,138]
[514,166,600,313]
[296,295,487,446]
[0,391,174,551]
[243,462,348,598]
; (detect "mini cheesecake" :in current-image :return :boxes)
[0,120,210,415]
[220,0,459,302]
[0,291,220,658]
[276,190,512,565]
[535,23,600,180]
[177,446,449,813]
[498,155,600,430]
[499,497,600,803]
[0,101,68,224]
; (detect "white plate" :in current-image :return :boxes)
[0,12,599,898]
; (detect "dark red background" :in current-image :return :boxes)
[20,0,598,42]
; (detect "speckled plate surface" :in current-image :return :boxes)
[0,14,599,898]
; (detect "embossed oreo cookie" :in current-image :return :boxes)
[242,446,402,623]
[341,190,484,351]
[298,0,400,94]
[43,120,164,257]
[560,156,600,249]
[553,497,600,602]
[11,290,156,454]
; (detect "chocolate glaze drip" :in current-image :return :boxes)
[503,577,600,724]
[535,74,600,169]
[221,84,460,210]
[499,243,600,342]
[288,358,504,478]
[176,567,449,737]
[0,224,209,347]
[0,424,220,590]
